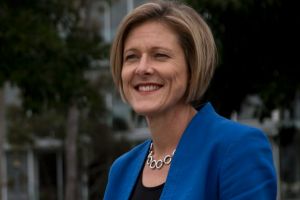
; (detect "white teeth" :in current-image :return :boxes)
[138,85,160,92]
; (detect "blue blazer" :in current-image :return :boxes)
[104,103,277,199]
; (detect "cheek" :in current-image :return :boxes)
[121,68,129,85]
[173,69,189,99]
[177,75,188,94]
[120,67,133,97]
[120,68,127,92]
[164,70,188,102]
[120,69,131,102]
[172,67,188,87]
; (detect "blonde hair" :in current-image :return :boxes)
[110,0,217,103]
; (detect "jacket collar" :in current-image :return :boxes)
[125,102,217,199]
[161,102,218,199]
[124,140,151,199]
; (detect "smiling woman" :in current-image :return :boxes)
[121,21,188,117]
[104,1,277,199]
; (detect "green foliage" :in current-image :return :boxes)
[1,1,113,198]
[0,0,104,112]
[6,106,66,145]
[7,95,108,145]
[0,0,67,85]
[6,106,34,145]
[185,0,300,117]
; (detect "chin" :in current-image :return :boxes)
[133,108,152,116]
[132,105,159,116]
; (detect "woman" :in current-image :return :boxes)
[104,1,277,199]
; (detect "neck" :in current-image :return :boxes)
[145,103,196,158]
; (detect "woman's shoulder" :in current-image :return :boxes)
[216,115,265,136]
[195,102,268,142]
[217,117,267,141]
[215,118,277,199]
[187,102,271,153]
[205,113,270,150]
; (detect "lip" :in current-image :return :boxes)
[134,82,164,93]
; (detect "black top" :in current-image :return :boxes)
[130,169,164,200]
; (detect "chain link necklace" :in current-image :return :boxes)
[146,143,176,170]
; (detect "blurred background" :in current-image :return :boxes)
[0,0,299,199]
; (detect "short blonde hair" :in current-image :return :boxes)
[110,0,217,104]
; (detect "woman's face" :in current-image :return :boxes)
[121,21,188,117]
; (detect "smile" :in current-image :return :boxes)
[135,83,163,92]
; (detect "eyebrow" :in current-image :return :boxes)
[124,46,173,54]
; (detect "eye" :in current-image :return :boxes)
[154,53,169,60]
[124,53,138,62]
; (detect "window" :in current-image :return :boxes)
[6,151,29,200]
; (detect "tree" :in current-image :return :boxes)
[0,89,5,200]
[0,0,108,199]
[185,0,300,117]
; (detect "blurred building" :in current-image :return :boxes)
[0,1,149,200]
[1,83,66,200]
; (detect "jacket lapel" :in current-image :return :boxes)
[160,103,217,199]
[124,140,151,200]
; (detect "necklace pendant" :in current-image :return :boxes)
[146,142,176,170]
[149,159,156,169]
[156,160,163,169]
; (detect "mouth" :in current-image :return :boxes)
[134,83,163,92]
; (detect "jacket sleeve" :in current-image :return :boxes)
[219,129,277,200]
[103,157,124,200]
[103,162,115,200]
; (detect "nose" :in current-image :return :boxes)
[135,54,153,75]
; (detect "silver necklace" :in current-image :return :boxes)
[146,143,176,170]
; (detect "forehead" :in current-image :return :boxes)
[123,21,180,50]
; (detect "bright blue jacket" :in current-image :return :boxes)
[104,103,277,199]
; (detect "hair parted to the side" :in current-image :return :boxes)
[110,0,217,104]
